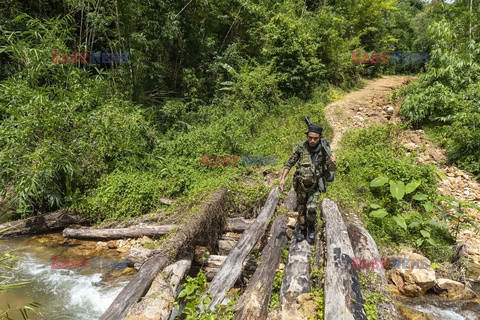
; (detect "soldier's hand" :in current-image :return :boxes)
[279,178,285,191]
[329,155,336,163]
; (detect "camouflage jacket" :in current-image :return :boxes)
[284,140,336,192]
[284,140,336,171]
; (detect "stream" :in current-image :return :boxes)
[396,294,480,320]
[0,234,135,319]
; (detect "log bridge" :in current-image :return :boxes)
[40,186,399,320]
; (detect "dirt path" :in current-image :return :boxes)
[324,75,480,278]
[324,75,411,150]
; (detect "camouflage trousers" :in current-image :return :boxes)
[295,188,321,228]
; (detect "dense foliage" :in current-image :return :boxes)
[399,2,480,175]
[0,0,477,223]
[328,125,456,260]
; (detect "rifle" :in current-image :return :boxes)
[304,116,334,182]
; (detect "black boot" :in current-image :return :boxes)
[306,224,316,245]
[296,226,307,242]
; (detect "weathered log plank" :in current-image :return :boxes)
[125,255,193,320]
[347,221,400,319]
[63,225,176,240]
[225,217,254,232]
[279,224,312,319]
[233,213,288,320]
[100,188,228,320]
[203,254,257,281]
[202,187,280,311]
[277,187,314,319]
[0,210,88,238]
[313,218,325,289]
[322,199,366,320]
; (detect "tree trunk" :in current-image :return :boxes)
[125,255,193,320]
[0,210,88,238]
[322,199,366,320]
[202,187,280,311]
[63,225,176,240]
[100,188,228,320]
[233,213,288,320]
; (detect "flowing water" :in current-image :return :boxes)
[397,294,480,319]
[0,234,134,319]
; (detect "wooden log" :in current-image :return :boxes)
[218,232,260,255]
[125,255,193,320]
[322,199,367,320]
[225,217,254,232]
[0,210,88,238]
[347,222,387,282]
[277,188,313,319]
[63,225,176,240]
[313,218,325,289]
[100,188,228,320]
[203,254,257,281]
[201,187,280,311]
[282,189,297,211]
[347,222,400,319]
[233,213,288,320]
[279,224,312,319]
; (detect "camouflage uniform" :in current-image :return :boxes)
[284,140,336,227]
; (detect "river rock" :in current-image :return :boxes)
[433,278,477,301]
[107,240,117,249]
[127,248,153,270]
[388,252,436,297]
[399,306,431,320]
[288,211,299,218]
[287,217,297,228]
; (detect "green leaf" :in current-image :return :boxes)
[370,204,381,209]
[416,238,424,246]
[427,219,447,229]
[389,180,405,200]
[178,290,187,298]
[436,170,447,181]
[426,238,436,246]
[412,193,428,201]
[423,201,433,213]
[185,284,195,295]
[405,180,421,194]
[461,202,480,211]
[409,221,420,228]
[370,209,388,218]
[420,230,430,238]
[437,195,456,202]
[370,176,389,187]
[393,215,407,230]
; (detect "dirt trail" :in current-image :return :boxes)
[325,75,411,150]
[324,75,480,278]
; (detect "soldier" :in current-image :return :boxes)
[279,121,336,243]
